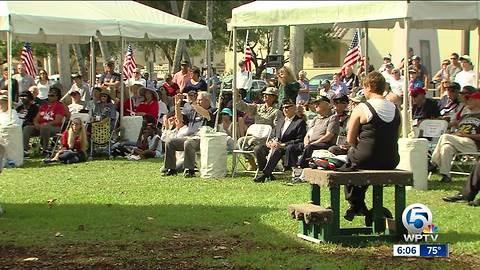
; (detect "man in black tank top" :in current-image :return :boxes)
[340,72,401,221]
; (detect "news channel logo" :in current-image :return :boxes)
[402,203,439,242]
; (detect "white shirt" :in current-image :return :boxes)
[0,110,22,126]
[389,76,405,97]
[36,80,52,99]
[455,69,476,89]
[158,101,169,124]
[236,71,252,90]
[281,115,294,137]
[127,77,146,87]
[359,98,396,123]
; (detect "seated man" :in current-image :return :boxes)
[16,91,39,127]
[23,86,66,155]
[297,95,339,168]
[430,91,480,183]
[254,99,307,182]
[67,90,85,114]
[443,161,480,206]
[163,91,216,178]
[438,82,461,121]
[236,87,280,170]
[328,93,351,155]
[411,87,440,125]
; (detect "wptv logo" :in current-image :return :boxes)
[402,203,439,242]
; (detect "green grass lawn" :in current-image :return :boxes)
[0,157,479,269]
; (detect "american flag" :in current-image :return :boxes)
[122,44,137,80]
[341,29,362,76]
[244,46,252,72]
[21,42,36,77]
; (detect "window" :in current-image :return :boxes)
[419,40,432,78]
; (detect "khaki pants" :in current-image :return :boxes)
[23,124,61,151]
[431,134,478,177]
[164,137,200,171]
[237,136,267,161]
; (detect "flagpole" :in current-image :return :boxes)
[364,25,369,75]
[90,36,95,94]
[402,18,410,138]
[232,27,238,175]
[120,38,125,120]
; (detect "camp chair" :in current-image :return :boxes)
[48,116,69,158]
[231,124,272,177]
[451,152,480,176]
[415,119,449,154]
[90,116,118,159]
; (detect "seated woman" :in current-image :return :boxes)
[92,91,116,125]
[44,117,88,164]
[340,72,401,221]
[135,87,159,125]
[183,66,208,94]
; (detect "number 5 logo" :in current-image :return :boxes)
[402,203,433,234]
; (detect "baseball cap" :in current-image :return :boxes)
[412,55,421,60]
[221,108,233,117]
[332,93,349,103]
[349,90,366,103]
[262,87,279,96]
[282,99,296,107]
[410,87,426,96]
[459,55,472,64]
[180,60,189,66]
[383,53,392,60]
[311,95,330,104]
[446,82,461,92]
[70,90,80,95]
[466,92,480,100]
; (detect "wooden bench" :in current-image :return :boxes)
[289,169,413,244]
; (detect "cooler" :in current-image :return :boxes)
[397,138,429,190]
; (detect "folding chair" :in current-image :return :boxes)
[49,117,69,158]
[90,116,118,159]
[451,152,480,176]
[416,120,448,180]
[231,124,272,177]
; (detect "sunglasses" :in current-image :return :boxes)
[450,58,458,60]
[47,94,56,97]
[459,92,469,95]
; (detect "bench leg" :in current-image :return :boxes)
[372,185,385,233]
[395,185,407,237]
[327,186,340,236]
[311,184,320,205]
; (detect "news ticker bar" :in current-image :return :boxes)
[393,244,449,257]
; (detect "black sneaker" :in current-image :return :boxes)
[184,169,195,178]
[428,161,438,173]
[162,169,177,176]
[468,199,480,207]
[443,194,469,202]
[253,173,267,183]
[440,174,452,183]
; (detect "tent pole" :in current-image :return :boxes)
[402,19,410,138]
[120,37,125,121]
[477,25,479,88]
[7,29,13,120]
[364,24,369,75]
[90,36,95,91]
[232,27,238,175]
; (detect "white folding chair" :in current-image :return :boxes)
[416,119,449,153]
[231,124,272,177]
[70,112,91,124]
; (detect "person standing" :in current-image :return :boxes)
[61,73,91,104]
[99,60,121,100]
[296,70,310,104]
[12,63,35,95]
[35,69,52,102]
[172,60,193,93]
[455,55,476,89]
[277,66,300,107]
[447,52,462,82]
[236,60,253,100]
[0,67,19,102]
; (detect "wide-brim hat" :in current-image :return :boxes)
[142,87,159,100]
[349,89,366,103]
[262,87,279,96]
[71,73,82,80]
[221,107,233,116]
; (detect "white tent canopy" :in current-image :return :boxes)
[231,1,480,30]
[0,1,212,43]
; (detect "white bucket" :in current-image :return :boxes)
[0,124,24,167]
[397,138,428,190]
[200,132,227,178]
[121,116,143,142]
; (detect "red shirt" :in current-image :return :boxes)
[61,130,83,151]
[136,100,159,123]
[162,82,180,96]
[38,101,66,127]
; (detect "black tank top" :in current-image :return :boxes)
[348,101,400,169]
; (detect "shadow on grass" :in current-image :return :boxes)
[427,178,466,191]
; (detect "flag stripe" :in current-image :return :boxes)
[341,29,362,76]
[244,46,252,72]
[21,42,36,77]
[122,44,137,80]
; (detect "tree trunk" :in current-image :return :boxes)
[72,44,86,76]
[289,26,305,77]
[269,27,278,55]
[173,1,191,73]
[98,38,111,63]
[56,43,72,92]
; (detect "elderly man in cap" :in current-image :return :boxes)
[438,82,461,121]
[317,80,334,100]
[173,60,192,93]
[61,73,91,104]
[411,87,440,124]
[127,68,146,87]
[455,55,476,89]
[253,99,306,182]
[430,91,480,183]
[235,87,280,170]
[99,60,121,99]
[297,95,339,168]
[328,93,351,155]
[163,91,216,178]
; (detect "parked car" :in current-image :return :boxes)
[308,73,334,92]
[220,75,267,101]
